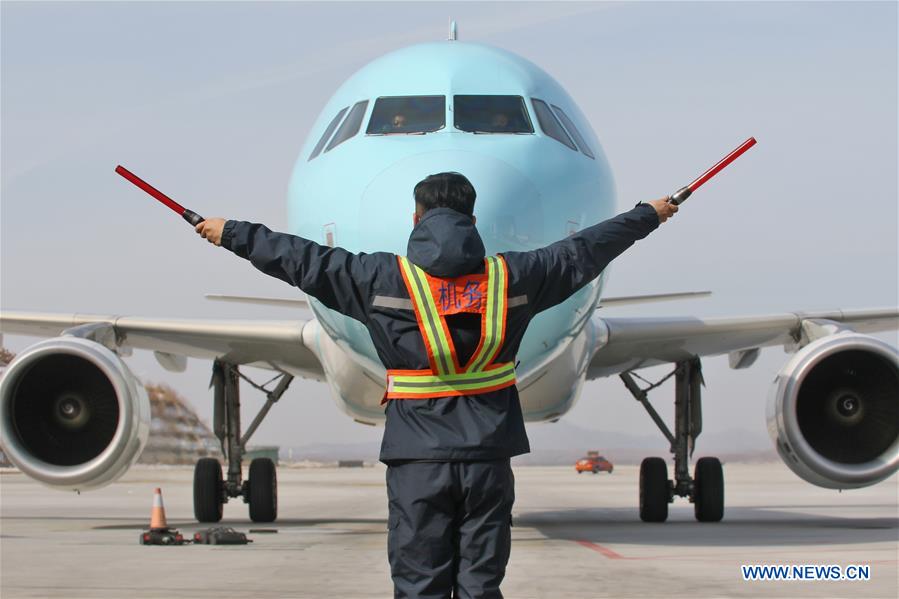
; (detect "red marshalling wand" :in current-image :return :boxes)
[115,165,205,226]
[668,137,757,205]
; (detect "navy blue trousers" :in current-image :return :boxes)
[386,460,515,598]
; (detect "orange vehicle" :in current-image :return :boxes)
[575,451,613,474]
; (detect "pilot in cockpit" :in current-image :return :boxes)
[384,113,407,133]
[490,112,510,131]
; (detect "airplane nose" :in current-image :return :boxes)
[360,151,543,254]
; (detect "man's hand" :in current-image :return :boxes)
[648,198,679,224]
[195,218,226,246]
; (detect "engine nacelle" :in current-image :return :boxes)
[768,332,898,489]
[0,337,150,491]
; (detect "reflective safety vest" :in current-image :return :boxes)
[385,255,517,399]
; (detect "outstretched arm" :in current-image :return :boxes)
[195,218,378,323]
[504,199,677,314]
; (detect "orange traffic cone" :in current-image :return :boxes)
[149,487,169,530]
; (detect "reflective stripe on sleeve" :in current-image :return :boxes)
[507,294,528,308]
[372,296,414,310]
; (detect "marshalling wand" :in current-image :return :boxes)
[115,165,205,226]
[668,137,757,205]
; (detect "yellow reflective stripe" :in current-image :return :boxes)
[469,256,506,372]
[390,362,517,393]
[391,363,515,385]
[391,376,516,395]
[411,263,458,375]
[492,256,507,364]
[398,257,448,375]
[398,257,456,376]
[391,376,517,393]
[467,257,496,371]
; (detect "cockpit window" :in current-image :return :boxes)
[531,98,577,151]
[308,106,348,161]
[325,100,369,152]
[551,105,595,159]
[366,96,445,134]
[453,95,533,133]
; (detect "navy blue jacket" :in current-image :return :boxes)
[221,203,660,462]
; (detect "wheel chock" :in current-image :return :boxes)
[193,526,252,545]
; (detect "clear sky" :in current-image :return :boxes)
[1,1,896,453]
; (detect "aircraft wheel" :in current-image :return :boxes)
[693,457,724,522]
[194,458,223,523]
[639,457,669,522]
[248,458,278,523]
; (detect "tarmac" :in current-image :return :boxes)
[1,461,896,598]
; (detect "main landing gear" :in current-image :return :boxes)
[193,359,293,523]
[620,357,724,523]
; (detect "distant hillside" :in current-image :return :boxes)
[280,421,776,465]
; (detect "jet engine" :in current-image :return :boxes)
[0,337,150,491]
[768,332,898,489]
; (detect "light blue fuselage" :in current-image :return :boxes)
[286,42,615,422]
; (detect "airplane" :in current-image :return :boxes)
[1,29,897,524]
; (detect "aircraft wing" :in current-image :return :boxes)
[0,311,325,381]
[587,307,899,379]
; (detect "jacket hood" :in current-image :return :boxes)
[406,208,485,277]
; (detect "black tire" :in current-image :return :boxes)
[639,457,669,522]
[608,466,614,474]
[193,458,223,523]
[248,458,278,523]
[694,457,724,522]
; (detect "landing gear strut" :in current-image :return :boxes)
[621,357,724,522]
[193,359,293,523]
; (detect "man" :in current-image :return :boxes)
[489,112,510,131]
[196,173,676,598]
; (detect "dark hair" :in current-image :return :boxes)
[413,172,476,216]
